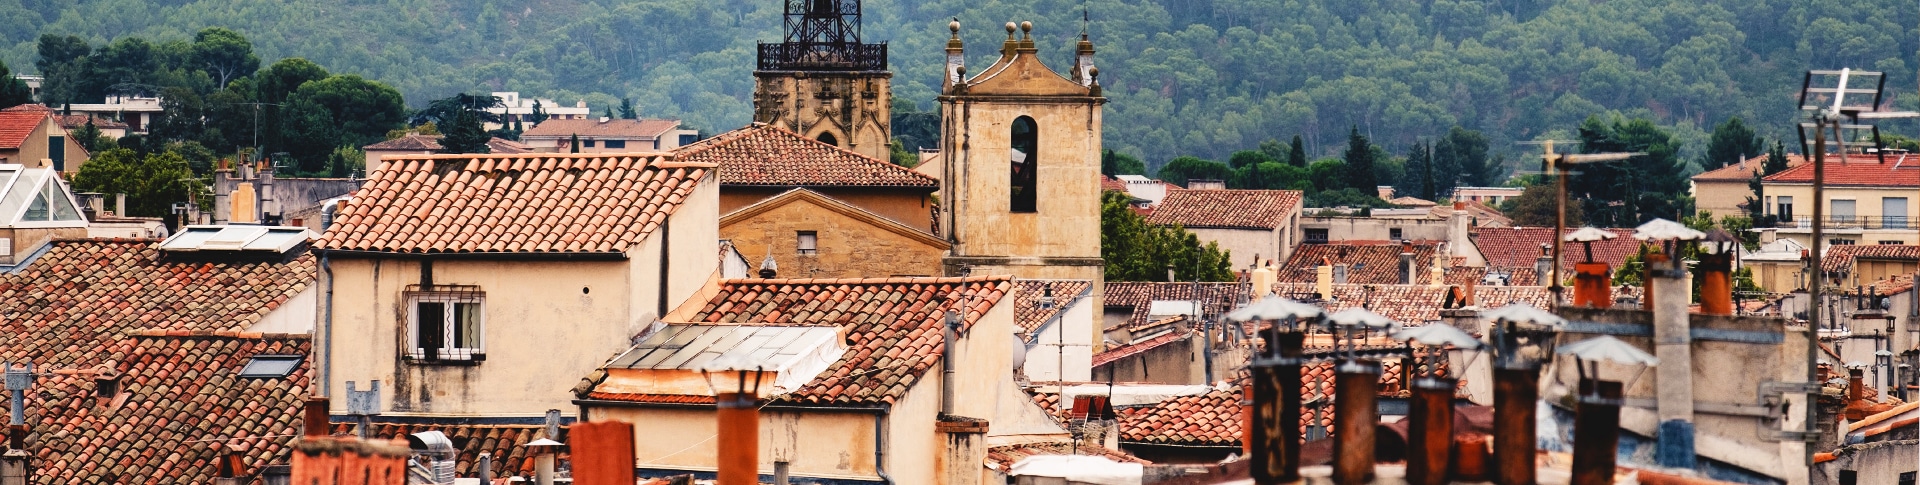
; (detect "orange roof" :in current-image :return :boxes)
[0,108,49,150]
[680,276,1011,405]
[1764,158,1920,187]
[1091,330,1190,367]
[1014,279,1091,336]
[521,118,680,139]
[1276,242,1444,285]
[363,134,531,154]
[316,153,711,254]
[677,123,937,189]
[1473,227,1641,274]
[1148,189,1302,230]
[1823,244,1920,272]
[335,421,557,478]
[1693,154,1808,181]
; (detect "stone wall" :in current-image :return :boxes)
[721,192,946,279]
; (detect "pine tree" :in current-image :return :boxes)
[569,133,581,153]
[1342,127,1376,191]
[1287,134,1307,167]
[529,100,548,126]
[618,98,637,120]
[438,109,490,154]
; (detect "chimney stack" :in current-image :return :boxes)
[1332,360,1382,484]
[1534,244,1554,288]
[1698,248,1735,315]
[1449,202,1470,259]
[1333,264,1349,285]
[1251,331,1305,483]
[1571,380,1624,485]
[1400,242,1415,285]
[1407,374,1457,485]
[1572,261,1613,308]
[1649,250,1697,469]
[114,193,126,218]
[1492,367,1540,485]
[1316,265,1333,299]
[303,397,330,437]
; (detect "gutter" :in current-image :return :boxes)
[311,249,629,261]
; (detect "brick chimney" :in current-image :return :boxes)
[1533,244,1554,288]
[1649,250,1696,469]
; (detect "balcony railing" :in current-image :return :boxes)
[1772,215,1913,230]
[757,42,888,71]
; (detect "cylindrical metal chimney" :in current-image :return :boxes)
[1407,376,1456,485]
[1698,251,1734,315]
[1572,380,1624,485]
[717,392,760,485]
[1492,367,1539,485]
[1572,262,1613,308]
[1252,331,1304,484]
[1332,360,1381,484]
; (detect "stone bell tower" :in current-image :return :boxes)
[939,20,1106,282]
[752,0,892,161]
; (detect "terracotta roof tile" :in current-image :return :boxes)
[1472,227,1640,275]
[1101,282,1246,330]
[1276,242,1443,285]
[677,123,934,189]
[1013,280,1092,336]
[53,113,127,130]
[1101,176,1128,193]
[986,441,1148,469]
[23,333,311,485]
[1765,158,1920,187]
[1823,244,1920,272]
[0,108,48,149]
[333,421,559,478]
[1090,330,1191,368]
[1117,387,1243,446]
[315,154,709,254]
[522,118,681,139]
[1693,154,1808,181]
[363,135,530,154]
[679,276,1011,405]
[1147,189,1302,230]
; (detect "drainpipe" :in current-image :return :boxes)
[320,252,333,397]
[942,309,959,416]
[874,413,895,485]
[1332,360,1381,484]
[1650,251,1696,469]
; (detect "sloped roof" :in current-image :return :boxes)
[1269,282,1559,324]
[959,33,1097,97]
[985,442,1148,470]
[316,154,712,254]
[1389,196,1437,207]
[1432,200,1512,227]
[1101,282,1246,330]
[1765,159,1920,187]
[668,276,1011,405]
[521,118,681,139]
[23,331,310,485]
[1091,330,1190,368]
[719,188,946,247]
[1276,242,1443,285]
[363,134,531,154]
[1117,387,1242,447]
[0,239,315,368]
[1473,227,1641,274]
[677,123,937,189]
[1101,176,1128,193]
[1693,154,1808,182]
[0,105,50,149]
[1823,244,1920,272]
[1147,189,1302,230]
[1014,279,1092,336]
[54,113,128,130]
[334,421,560,479]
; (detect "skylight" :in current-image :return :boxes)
[158,225,316,256]
[239,355,303,378]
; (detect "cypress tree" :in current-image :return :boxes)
[1287,134,1307,167]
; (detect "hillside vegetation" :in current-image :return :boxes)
[2,0,1915,174]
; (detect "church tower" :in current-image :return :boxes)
[939,20,1106,282]
[752,0,892,161]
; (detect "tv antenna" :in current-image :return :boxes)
[1517,139,1642,302]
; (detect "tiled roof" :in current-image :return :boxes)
[1101,282,1246,330]
[1764,159,1920,187]
[1442,266,1541,287]
[1014,280,1092,336]
[1101,176,1128,193]
[1389,196,1437,207]
[333,421,559,479]
[522,118,681,139]
[0,106,48,149]
[26,331,311,485]
[986,442,1149,470]
[1823,244,1920,272]
[1472,227,1641,275]
[0,240,315,368]
[53,114,127,130]
[1147,189,1302,230]
[677,123,937,189]
[1868,274,1915,296]
[1268,282,1563,324]
[1276,242,1443,285]
[1433,200,1512,227]
[682,276,1011,405]
[1693,154,1808,181]
[363,135,532,154]
[1091,330,1190,368]
[1118,387,1242,446]
[316,154,711,254]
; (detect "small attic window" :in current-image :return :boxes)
[240,355,303,378]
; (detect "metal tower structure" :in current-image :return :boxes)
[758,0,887,71]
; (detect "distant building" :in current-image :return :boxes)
[1452,186,1524,206]
[0,104,91,172]
[519,118,697,153]
[1692,153,1808,218]
[483,91,592,130]
[360,133,531,173]
[1755,158,1920,247]
[62,94,163,134]
[1148,188,1304,266]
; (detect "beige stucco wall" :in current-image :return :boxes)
[1091,337,1200,385]
[1023,298,1095,382]
[1299,216,1450,244]
[249,286,317,333]
[1187,227,1280,270]
[0,118,87,172]
[325,173,718,417]
[1692,179,1753,219]
[754,71,893,161]
[1748,260,1804,293]
[596,405,881,480]
[1761,183,1920,246]
[720,193,946,278]
[721,188,934,231]
[940,98,1102,268]
[0,227,86,265]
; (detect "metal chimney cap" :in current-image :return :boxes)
[1556,335,1658,367]
[1480,303,1566,327]
[1632,218,1706,241]
[1222,297,1322,323]
[1391,324,1485,349]
[1563,227,1618,242]
[526,438,563,447]
[1326,307,1395,329]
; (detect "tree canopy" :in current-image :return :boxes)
[1101,191,1234,282]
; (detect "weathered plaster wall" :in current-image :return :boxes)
[720,194,946,278]
[1187,227,1281,269]
[600,405,882,480]
[720,188,934,231]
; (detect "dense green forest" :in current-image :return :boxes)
[1,0,1915,178]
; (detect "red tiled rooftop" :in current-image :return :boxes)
[1764,159,1920,187]
[0,108,48,149]
[1147,189,1303,230]
[1014,279,1092,336]
[986,441,1149,469]
[1693,154,1808,181]
[1118,387,1243,446]
[335,421,560,478]
[1276,242,1443,285]
[363,134,530,154]
[677,123,937,189]
[1823,244,1920,272]
[1091,330,1190,368]
[1102,282,1246,330]
[522,118,681,139]
[682,276,1011,405]
[1472,227,1641,275]
[316,153,711,254]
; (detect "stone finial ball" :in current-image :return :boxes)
[1005,22,1017,34]
[950,20,960,33]
[1021,21,1033,33]
[956,66,967,75]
